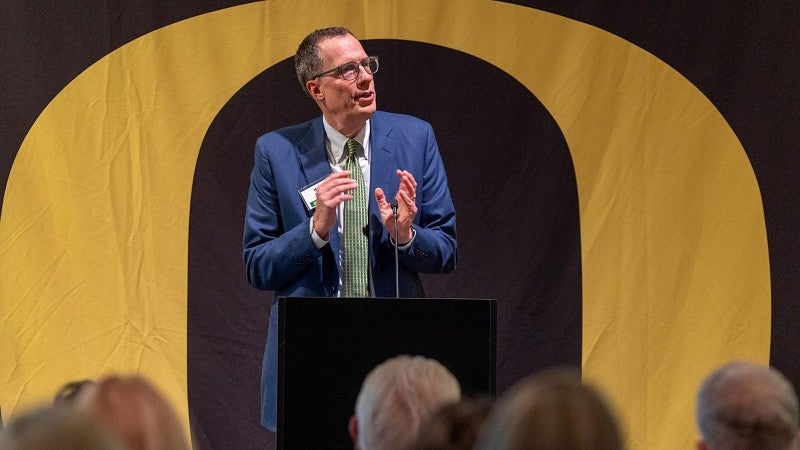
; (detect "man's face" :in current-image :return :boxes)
[309,34,376,135]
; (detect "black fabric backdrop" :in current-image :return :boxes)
[2,1,798,449]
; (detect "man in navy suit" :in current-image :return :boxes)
[243,27,457,432]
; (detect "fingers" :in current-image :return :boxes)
[375,188,389,208]
[313,171,358,237]
[316,171,357,209]
[375,171,419,241]
[393,170,418,222]
[396,169,417,201]
[397,189,416,207]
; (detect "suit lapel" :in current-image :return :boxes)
[369,113,398,213]
[298,117,331,187]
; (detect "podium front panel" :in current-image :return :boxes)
[277,297,496,449]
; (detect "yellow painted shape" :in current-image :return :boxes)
[0,1,768,448]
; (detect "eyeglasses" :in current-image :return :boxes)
[310,56,379,82]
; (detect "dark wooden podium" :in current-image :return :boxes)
[277,297,496,449]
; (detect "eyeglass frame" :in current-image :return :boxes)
[308,56,379,83]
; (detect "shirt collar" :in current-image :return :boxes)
[323,117,371,166]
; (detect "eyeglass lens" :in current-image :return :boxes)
[341,57,379,80]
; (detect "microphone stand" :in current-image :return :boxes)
[391,202,399,298]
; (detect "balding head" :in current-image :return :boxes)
[696,361,800,450]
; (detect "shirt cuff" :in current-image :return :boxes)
[310,218,328,249]
[392,226,416,250]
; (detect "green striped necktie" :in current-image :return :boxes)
[342,139,369,297]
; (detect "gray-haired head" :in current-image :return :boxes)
[352,355,461,450]
[294,26,355,94]
[696,361,800,450]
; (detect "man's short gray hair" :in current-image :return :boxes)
[354,355,461,450]
[293,26,354,93]
[696,361,800,449]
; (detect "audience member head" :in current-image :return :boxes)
[54,379,97,407]
[474,367,623,450]
[696,360,800,450]
[412,395,493,450]
[78,374,190,450]
[349,355,462,450]
[0,405,126,450]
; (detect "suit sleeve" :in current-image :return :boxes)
[398,122,457,274]
[242,136,322,291]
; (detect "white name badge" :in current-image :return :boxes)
[299,178,325,211]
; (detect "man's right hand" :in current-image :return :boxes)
[312,171,358,240]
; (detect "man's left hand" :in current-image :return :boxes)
[375,169,418,245]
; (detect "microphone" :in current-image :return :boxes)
[390,201,399,298]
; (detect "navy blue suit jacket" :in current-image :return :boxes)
[243,111,457,431]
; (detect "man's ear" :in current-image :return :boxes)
[348,415,359,449]
[306,79,323,99]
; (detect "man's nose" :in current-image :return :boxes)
[356,65,373,83]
